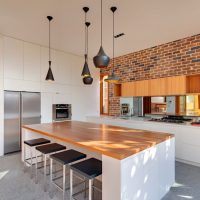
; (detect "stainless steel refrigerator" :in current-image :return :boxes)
[4,91,41,154]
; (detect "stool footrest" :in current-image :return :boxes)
[52,179,86,192]
[72,187,89,200]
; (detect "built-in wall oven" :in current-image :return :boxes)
[53,104,72,121]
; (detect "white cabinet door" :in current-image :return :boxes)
[4,37,23,79]
[52,93,71,104]
[23,42,41,81]
[0,35,3,80]
[70,55,83,86]
[57,52,71,84]
[41,92,53,123]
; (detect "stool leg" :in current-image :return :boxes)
[63,165,66,200]
[35,149,38,184]
[84,177,86,198]
[44,154,47,192]
[70,169,73,200]
[30,147,33,179]
[49,158,54,199]
[23,144,26,173]
[89,179,93,200]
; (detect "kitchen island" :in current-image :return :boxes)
[22,121,175,200]
[87,116,200,167]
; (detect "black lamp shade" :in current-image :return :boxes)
[45,61,54,81]
[81,55,91,77]
[93,46,110,68]
[83,76,93,85]
[104,71,120,84]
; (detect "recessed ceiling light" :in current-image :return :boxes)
[114,33,125,38]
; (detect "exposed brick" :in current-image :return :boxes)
[101,34,200,116]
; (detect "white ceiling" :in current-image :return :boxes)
[1,0,200,58]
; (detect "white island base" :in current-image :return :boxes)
[22,128,175,200]
[103,138,175,200]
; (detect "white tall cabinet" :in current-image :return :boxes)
[4,37,23,80]
[0,35,100,156]
[0,35,4,156]
[23,42,41,82]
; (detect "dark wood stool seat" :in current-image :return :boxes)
[36,143,66,154]
[71,158,102,179]
[24,138,50,147]
[50,149,86,165]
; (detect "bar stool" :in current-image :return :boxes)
[70,158,102,200]
[24,138,51,178]
[49,149,87,199]
[35,143,66,191]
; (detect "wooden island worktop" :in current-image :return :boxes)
[23,121,174,160]
[22,120,175,200]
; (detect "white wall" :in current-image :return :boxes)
[0,35,100,156]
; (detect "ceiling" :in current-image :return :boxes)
[1,0,200,58]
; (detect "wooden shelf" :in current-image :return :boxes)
[113,84,121,97]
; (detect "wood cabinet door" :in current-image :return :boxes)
[186,75,200,94]
[166,76,186,95]
[149,79,160,96]
[135,80,149,96]
[121,82,135,97]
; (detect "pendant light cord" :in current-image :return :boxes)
[112,9,115,73]
[86,24,88,62]
[85,12,87,56]
[49,19,51,63]
[101,0,103,46]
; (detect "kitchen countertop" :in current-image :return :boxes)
[87,115,200,128]
[23,121,173,160]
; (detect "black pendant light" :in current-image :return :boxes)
[45,16,54,81]
[105,7,120,84]
[81,7,91,77]
[93,0,110,68]
[83,22,93,85]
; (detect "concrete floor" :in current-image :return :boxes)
[0,153,200,200]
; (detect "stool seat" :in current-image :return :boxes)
[36,143,66,154]
[71,158,102,179]
[50,149,86,165]
[24,138,50,147]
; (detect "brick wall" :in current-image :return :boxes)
[100,34,200,116]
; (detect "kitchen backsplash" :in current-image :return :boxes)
[101,34,200,116]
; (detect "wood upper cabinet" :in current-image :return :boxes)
[121,82,135,97]
[121,75,191,97]
[149,78,168,96]
[135,80,149,96]
[121,81,149,97]
[186,75,200,94]
[166,76,186,95]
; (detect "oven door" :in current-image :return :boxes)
[56,108,70,120]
